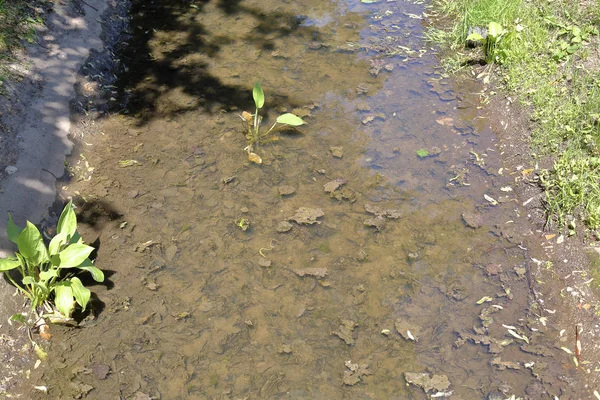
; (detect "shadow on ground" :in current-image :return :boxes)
[74,0,313,126]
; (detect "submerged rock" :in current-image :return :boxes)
[461,211,483,228]
[278,185,296,196]
[329,146,344,158]
[276,220,293,233]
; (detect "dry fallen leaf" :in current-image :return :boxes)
[248,152,263,165]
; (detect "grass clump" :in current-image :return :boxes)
[426,0,600,231]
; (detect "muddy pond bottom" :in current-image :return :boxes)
[23,0,580,398]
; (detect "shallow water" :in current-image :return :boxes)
[25,0,580,398]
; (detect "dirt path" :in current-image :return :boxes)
[0,0,108,395]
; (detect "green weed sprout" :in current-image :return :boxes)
[240,82,305,164]
[466,22,506,64]
[0,201,104,324]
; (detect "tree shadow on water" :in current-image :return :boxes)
[113,0,310,124]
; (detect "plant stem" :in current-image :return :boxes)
[253,107,260,144]
[5,271,31,301]
[262,122,279,137]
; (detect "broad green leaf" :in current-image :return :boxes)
[17,222,49,266]
[56,243,94,268]
[488,22,504,38]
[78,259,104,282]
[54,282,74,317]
[70,277,91,311]
[276,113,305,126]
[39,269,59,282]
[22,276,36,285]
[57,201,77,239]
[0,257,21,271]
[466,33,484,42]
[7,214,23,244]
[416,149,429,158]
[10,313,26,324]
[49,232,68,255]
[252,82,264,109]
[69,231,83,245]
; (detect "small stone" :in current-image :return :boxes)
[258,258,272,268]
[90,363,110,380]
[240,207,249,213]
[4,166,17,175]
[461,211,483,229]
[165,245,178,262]
[276,221,293,233]
[278,185,296,196]
[330,147,344,158]
[436,116,454,126]
[279,344,293,354]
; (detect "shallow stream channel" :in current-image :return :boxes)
[22,0,589,398]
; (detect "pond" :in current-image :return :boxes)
[25,0,582,398]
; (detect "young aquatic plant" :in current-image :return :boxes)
[240,82,305,164]
[0,201,104,325]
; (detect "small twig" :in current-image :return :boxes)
[79,0,99,12]
[575,324,582,365]
[41,168,59,179]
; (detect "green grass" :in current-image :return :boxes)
[0,0,45,87]
[426,0,600,231]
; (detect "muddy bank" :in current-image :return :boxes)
[0,0,108,395]
[483,82,600,392]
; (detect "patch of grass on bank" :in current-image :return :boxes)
[426,0,600,230]
[0,0,46,88]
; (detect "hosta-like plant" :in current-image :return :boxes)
[239,82,305,164]
[0,201,104,320]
